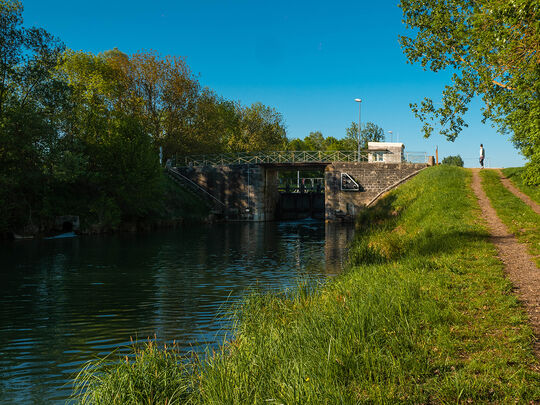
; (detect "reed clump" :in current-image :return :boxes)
[73,165,540,404]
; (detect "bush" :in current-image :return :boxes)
[441,155,464,166]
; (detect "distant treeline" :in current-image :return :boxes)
[0,1,385,234]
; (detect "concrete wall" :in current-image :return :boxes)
[325,162,426,221]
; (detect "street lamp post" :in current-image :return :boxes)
[388,130,393,142]
[354,98,362,162]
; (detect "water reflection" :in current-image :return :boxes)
[0,221,353,404]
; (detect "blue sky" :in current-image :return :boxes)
[21,0,526,168]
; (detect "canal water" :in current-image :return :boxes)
[0,220,354,404]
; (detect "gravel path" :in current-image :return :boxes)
[470,169,540,359]
[497,169,540,214]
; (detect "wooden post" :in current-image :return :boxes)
[436,146,439,165]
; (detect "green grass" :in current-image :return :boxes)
[481,169,540,267]
[73,340,193,404]
[72,166,540,404]
[502,167,540,205]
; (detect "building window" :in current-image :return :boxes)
[374,152,384,162]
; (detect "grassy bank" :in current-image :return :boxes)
[501,167,540,205]
[480,169,540,267]
[73,166,540,404]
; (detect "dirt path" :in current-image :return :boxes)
[470,169,540,359]
[496,169,540,215]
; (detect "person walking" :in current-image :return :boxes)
[479,144,485,168]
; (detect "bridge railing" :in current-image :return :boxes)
[175,151,370,167]
[403,152,428,164]
[172,150,428,167]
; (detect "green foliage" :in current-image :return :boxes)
[399,0,540,184]
[441,155,464,167]
[286,121,386,152]
[73,166,540,403]
[232,102,287,152]
[502,167,540,205]
[93,115,163,219]
[0,2,290,232]
[73,341,192,405]
[0,0,65,232]
[57,49,288,157]
[344,121,385,150]
[522,154,540,186]
[303,131,325,150]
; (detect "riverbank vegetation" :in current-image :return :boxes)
[502,167,540,205]
[1,1,287,235]
[1,1,389,236]
[480,169,540,267]
[73,166,540,403]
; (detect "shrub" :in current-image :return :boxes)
[441,155,464,166]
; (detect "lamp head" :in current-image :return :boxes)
[354,98,362,102]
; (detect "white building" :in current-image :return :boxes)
[367,142,405,163]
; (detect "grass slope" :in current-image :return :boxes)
[73,166,540,404]
[480,169,540,267]
[502,167,540,205]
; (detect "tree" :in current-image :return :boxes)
[102,50,201,157]
[191,91,245,154]
[231,102,287,152]
[304,131,325,150]
[286,138,308,151]
[399,0,540,184]
[323,136,346,151]
[344,121,385,150]
[0,0,65,232]
[441,155,464,167]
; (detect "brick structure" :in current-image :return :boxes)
[324,162,426,221]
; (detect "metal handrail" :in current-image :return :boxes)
[176,150,371,167]
[403,152,427,164]
[172,150,428,168]
[167,167,226,206]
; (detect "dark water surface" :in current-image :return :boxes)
[0,221,354,403]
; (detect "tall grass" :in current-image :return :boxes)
[73,340,193,404]
[72,166,540,404]
[481,169,540,266]
[502,167,540,205]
